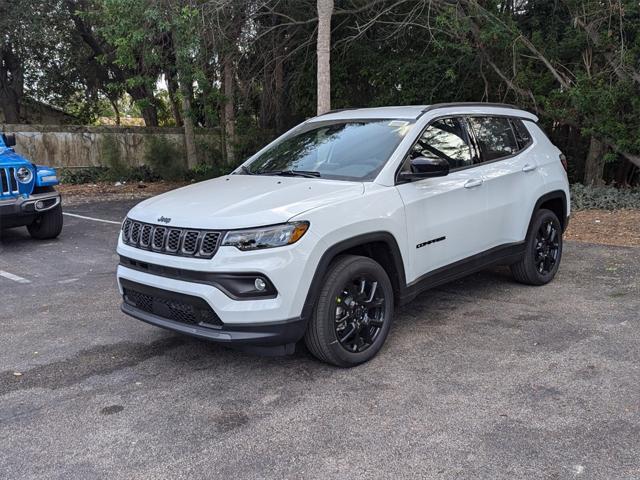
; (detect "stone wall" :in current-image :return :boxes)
[1,124,221,168]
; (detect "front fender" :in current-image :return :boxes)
[35,165,59,187]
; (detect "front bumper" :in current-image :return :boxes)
[120,278,306,354]
[0,190,60,217]
[116,230,323,353]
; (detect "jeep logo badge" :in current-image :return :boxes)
[157,216,171,224]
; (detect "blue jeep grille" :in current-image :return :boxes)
[121,218,222,259]
[0,167,19,197]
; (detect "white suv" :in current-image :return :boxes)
[116,103,570,367]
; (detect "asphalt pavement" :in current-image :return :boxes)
[1,199,639,479]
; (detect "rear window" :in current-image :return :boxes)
[511,119,532,149]
[468,117,519,161]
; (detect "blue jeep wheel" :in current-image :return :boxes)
[27,204,63,239]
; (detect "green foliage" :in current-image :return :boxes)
[5,0,640,190]
[143,136,186,181]
[59,166,108,184]
[186,163,234,182]
[571,184,640,210]
[60,165,161,184]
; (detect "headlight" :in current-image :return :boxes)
[16,167,33,183]
[222,221,309,251]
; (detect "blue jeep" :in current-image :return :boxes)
[0,132,63,239]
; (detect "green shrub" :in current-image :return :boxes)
[186,162,235,182]
[59,166,107,184]
[59,165,161,185]
[144,136,186,181]
[571,184,640,210]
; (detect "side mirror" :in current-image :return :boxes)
[2,133,16,147]
[399,156,449,181]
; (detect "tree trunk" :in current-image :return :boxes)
[0,96,20,123]
[614,158,634,188]
[316,0,333,115]
[109,98,121,125]
[139,104,159,127]
[166,70,183,127]
[0,46,24,123]
[128,87,159,127]
[223,57,236,165]
[274,53,285,132]
[180,78,198,169]
[583,137,606,186]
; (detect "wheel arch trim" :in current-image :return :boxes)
[530,190,569,231]
[300,231,407,321]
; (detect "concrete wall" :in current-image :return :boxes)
[1,124,221,168]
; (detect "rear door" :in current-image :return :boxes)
[395,117,491,282]
[467,116,542,246]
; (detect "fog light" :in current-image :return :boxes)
[254,278,267,291]
[35,200,44,210]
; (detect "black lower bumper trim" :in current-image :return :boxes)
[121,302,307,353]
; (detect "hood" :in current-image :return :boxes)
[0,147,30,167]
[128,174,364,229]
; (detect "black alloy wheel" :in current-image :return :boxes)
[534,218,560,275]
[304,255,394,367]
[510,208,563,285]
[334,275,387,353]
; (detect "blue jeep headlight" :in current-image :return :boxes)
[16,167,33,183]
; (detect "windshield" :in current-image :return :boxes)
[244,119,414,181]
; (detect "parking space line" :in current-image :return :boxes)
[0,270,31,284]
[63,212,122,225]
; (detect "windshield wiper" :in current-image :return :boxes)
[271,170,322,178]
[239,165,253,175]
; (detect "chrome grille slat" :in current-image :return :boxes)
[166,229,182,252]
[121,218,221,259]
[122,219,132,241]
[140,224,153,247]
[181,231,200,255]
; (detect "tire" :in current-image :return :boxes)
[510,208,562,285]
[27,204,63,240]
[304,255,394,367]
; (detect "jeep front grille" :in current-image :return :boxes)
[0,167,19,196]
[121,218,222,259]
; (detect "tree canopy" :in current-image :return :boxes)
[0,0,638,186]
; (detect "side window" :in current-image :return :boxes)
[468,116,518,161]
[511,119,532,149]
[407,117,473,170]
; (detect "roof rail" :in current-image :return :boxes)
[421,102,521,113]
[316,107,359,116]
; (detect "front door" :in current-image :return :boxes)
[395,117,490,283]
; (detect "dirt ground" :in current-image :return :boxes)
[59,181,188,205]
[58,182,640,247]
[565,209,640,248]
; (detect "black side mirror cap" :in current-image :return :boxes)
[399,156,449,181]
[2,133,16,148]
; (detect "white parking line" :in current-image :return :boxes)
[0,270,31,284]
[63,212,121,225]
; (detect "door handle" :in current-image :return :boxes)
[522,164,537,172]
[464,178,483,189]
